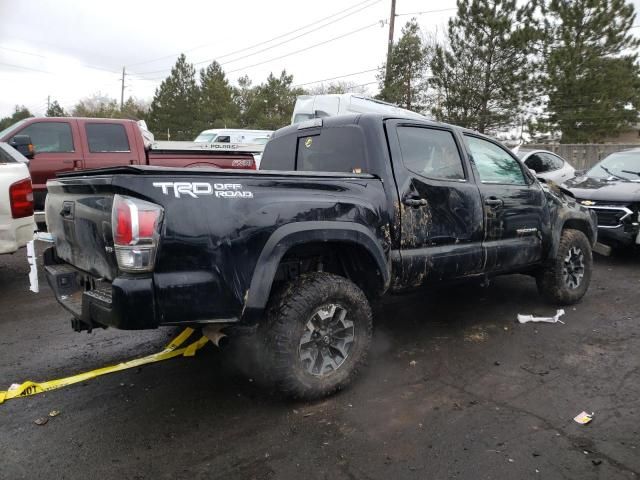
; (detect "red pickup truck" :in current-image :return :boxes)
[0,117,257,212]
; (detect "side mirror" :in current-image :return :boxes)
[9,134,35,160]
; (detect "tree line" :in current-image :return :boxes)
[380,0,640,143]
[2,0,638,144]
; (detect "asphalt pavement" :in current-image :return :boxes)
[1,243,639,479]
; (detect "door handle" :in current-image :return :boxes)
[485,197,504,208]
[63,159,80,168]
[403,197,428,208]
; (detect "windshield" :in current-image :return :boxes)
[0,118,29,139]
[194,132,217,143]
[587,151,640,181]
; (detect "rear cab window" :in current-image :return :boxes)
[261,126,368,174]
[85,123,130,152]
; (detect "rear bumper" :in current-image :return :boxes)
[44,247,158,330]
[0,216,36,254]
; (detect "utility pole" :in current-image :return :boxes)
[47,95,50,112]
[385,0,397,85]
[120,66,126,111]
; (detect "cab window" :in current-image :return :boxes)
[86,124,130,153]
[14,122,74,153]
[464,136,526,185]
[397,126,465,180]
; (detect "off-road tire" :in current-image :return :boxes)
[263,272,372,399]
[536,228,592,305]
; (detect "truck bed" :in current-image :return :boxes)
[45,166,386,328]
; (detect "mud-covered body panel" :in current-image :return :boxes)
[46,167,391,325]
[44,114,597,331]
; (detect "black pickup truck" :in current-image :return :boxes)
[44,114,597,398]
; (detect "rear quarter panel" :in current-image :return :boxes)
[111,172,390,324]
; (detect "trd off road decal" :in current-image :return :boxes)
[152,182,253,199]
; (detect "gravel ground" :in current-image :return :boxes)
[0,242,639,479]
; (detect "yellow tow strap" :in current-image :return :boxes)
[0,328,209,405]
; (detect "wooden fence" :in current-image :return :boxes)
[523,144,640,170]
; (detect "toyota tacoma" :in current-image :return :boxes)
[43,114,597,398]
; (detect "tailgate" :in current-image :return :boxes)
[45,176,118,280]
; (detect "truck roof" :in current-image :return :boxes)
[273,113,462,139]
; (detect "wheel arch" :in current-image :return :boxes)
[245,221,390,312]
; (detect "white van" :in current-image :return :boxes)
[291,93,428,124]
[194,129,273,144]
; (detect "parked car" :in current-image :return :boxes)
[0,142,36,255]
[515,149,576,184]
[564,148,640,249]
[291,93,427,124]
[0,117,258,214]
[43,114,596,398]
[194,128,273,144]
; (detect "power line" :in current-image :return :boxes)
[0,46,46,58]
[127,0,379,69]
[137,20,384,81]
[396,7,457,17]
[224,21,383,75]
[0,61,53,74]
[293,68,380,87]
[133,0,382,77]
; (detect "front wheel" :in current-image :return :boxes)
[536,228,593,305]
[263,272,372,399]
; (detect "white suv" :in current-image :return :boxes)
[0,142,36,254]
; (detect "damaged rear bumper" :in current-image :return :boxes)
[43,247,158,331]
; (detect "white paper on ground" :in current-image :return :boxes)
[26,240,39,293]
[517,309,565,324]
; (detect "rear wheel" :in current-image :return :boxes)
[263,272,372,399]
[536,229,592,305]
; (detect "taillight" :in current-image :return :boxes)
[9,178,34,219]
[111,195,163,272]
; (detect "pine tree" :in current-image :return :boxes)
[430,0,542,133]
[121,97,149,120]
[199,61,239,129]
[46,100,67,117]
[147,54,200,140]
[234,75,256,128]
[377,19,429,111]
[542,0,640,143]
[243,71,304,129]
[0,106,32,130]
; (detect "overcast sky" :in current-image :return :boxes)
[1,0,639,119]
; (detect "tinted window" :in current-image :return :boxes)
[541,153,564,170]
[525,153,564,173]
[260,134,296,170]
[524,153,547,173]
[86,124,130,152]
[14,122,74,153]
[216,135,230,143]
[297,127,366,173]
[0,143,25,163]
[397,127,465,180]
[465,136,526,185]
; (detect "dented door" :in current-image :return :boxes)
[387,121,485,287]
